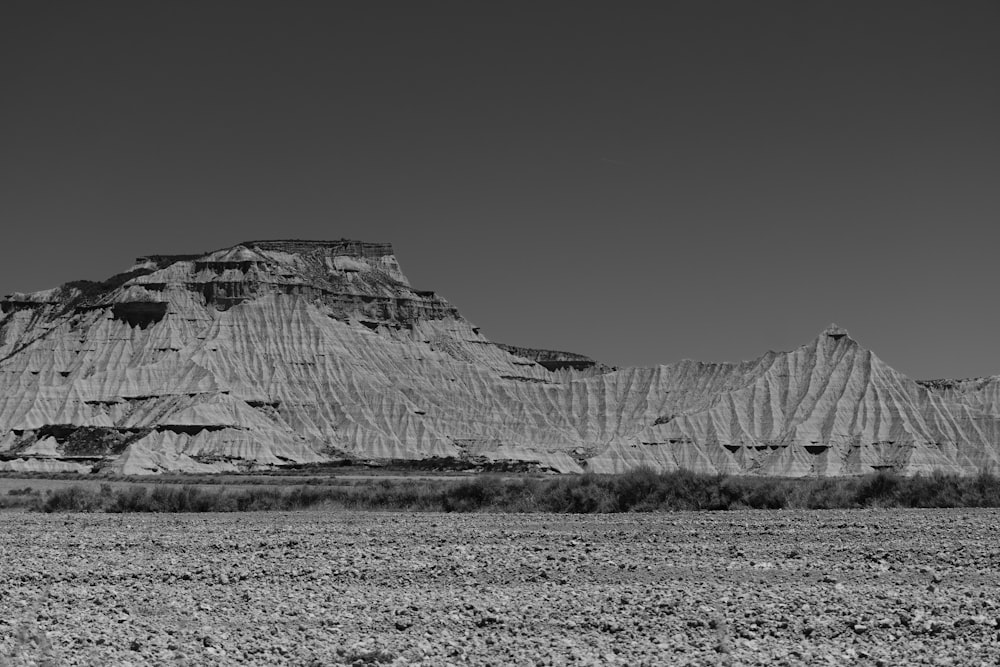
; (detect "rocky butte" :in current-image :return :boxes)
[2,239,999,476]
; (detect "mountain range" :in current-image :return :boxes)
[2,239,998,476]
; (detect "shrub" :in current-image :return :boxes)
[609,467,662,511]
[718,476,790,510]
[791,478,859,509]
[29,468,1000,513]
[42,486,103,512]
[855,471,902,507]
[966,468,1000,506]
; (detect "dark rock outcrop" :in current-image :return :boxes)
[496,344,605,371]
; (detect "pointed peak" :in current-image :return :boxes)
[822,323,850,340]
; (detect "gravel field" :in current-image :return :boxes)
[2,509,999,666]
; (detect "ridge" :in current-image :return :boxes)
[1,241,999,477]
[135,238,394,265]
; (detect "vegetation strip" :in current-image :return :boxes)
[7,469,1000,513]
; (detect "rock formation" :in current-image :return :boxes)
[2,239,998,476]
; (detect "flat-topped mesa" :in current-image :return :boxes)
[3,239,459,325]
[239,239,395,259]
[134,253,206,266]
[157,239,458,322]
[135,239,395,267]
[135,240,394,266]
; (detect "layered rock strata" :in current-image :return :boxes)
[1,240,998,476]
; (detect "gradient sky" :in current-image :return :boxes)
[2,1,998,379]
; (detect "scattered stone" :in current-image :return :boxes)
[3,509,999,665]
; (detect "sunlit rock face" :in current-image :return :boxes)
[2,242,999,476]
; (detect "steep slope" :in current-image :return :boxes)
[1,241,998,476]
[589,326,1000,475]
[0,240,575,473]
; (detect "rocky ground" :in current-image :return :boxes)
[2,509,999,666]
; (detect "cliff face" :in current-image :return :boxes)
[2,242,999,476]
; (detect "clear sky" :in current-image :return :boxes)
[2,1,997,379]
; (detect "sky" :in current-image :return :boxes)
[1,1,998,379]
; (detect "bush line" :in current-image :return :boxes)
[29,468,1000,513]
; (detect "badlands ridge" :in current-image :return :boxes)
[1,239,998,476]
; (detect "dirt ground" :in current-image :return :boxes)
[2,508,998,665]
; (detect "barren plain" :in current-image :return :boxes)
[3,509,999,666]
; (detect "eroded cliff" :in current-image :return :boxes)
[2,241,998,476]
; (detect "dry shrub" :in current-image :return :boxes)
[33,469,1000,513]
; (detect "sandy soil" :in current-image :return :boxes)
[2,509,998,665]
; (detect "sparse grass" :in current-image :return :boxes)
[27,468,1000,513]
